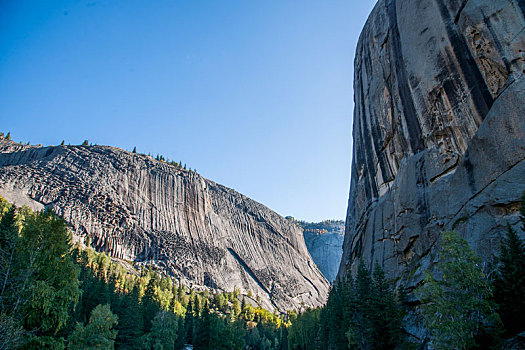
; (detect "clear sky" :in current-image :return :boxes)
[0,0,376,222]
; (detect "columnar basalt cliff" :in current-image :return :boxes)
[339,0,524,333]
[0,138,329,310]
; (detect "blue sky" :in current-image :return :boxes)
[0,0,376,222]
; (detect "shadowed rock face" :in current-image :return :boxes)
[340,0,524,337]
[302,221,344,283]
[0,138,329,311]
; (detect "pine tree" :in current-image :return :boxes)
[82,140,89,146]
[60,140,65,146]
[68,304,118,350]
[116,285,144,348]
[185,297,195,344]
[418,231,500,350]
[0,205,18,272]
[5,132,10,140]
[147,310,179,349]
[132,146,136,153]
[493,222,525,337]
[0,204,25,349]
[175,317,186,349]
[16,211,81,340]
[349,260,373,349]
[193,303,212,349]
[241,297,247,314]
[370,263,402,349]
[143,272,160,333]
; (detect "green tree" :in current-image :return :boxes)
[5,132,10,140]
[60,140,65,146]
[493,221,525,337]
[143,272,161,332]
[82,140,89,146]
[287,308,320,350]
[146,310,179,350]
[417,231,500,350]
[369,263,402,349]
[11,210,81,346]
[115,285,145,349]
[231,298,241,316]
[185,296,195,344]
[0,205,19,315]
[69,304,119,349]
[347,260,374,349]
[132,146,137,153]
[193,303,212,350]
[175,317,186,349]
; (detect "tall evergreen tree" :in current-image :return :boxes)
[493,221,525,336]
[116,285,145,349]
[349,260,373,349]
[185,296,195,344]
[175,317,186,349]
[68,304,118,350]
[143,272,161,333]
[369,263,402,350]
[146,310,179,350]
[0,204,25,349]
[0,205,18,313]
[193,303,212,350]
[16,211,81,346]
[418,231,500,350]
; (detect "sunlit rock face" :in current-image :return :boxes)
[0,138,329,311]
[339,0,524,337]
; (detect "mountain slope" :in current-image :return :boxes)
[0,137,329,310]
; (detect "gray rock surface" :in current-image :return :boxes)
[301,221,344,283]
[339,0,525,340]
[0,138,329,311]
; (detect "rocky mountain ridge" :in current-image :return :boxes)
[0,137,329,311]
[339,0,524,339]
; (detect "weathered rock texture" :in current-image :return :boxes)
[302,221,344,283]
[339,0,525,338]
[0,138,329,310]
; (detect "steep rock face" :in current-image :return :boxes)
[0,138,329,310]
[340,0,524,332]
[303,221,344,283]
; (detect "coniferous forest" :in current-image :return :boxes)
[0,196,290,349]
[2,194,525,349]
[287,194,525,350]
[1,193,525,349]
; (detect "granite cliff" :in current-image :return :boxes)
[339,0,525,337]
[0,137,329,311]
[299,220,344,283]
